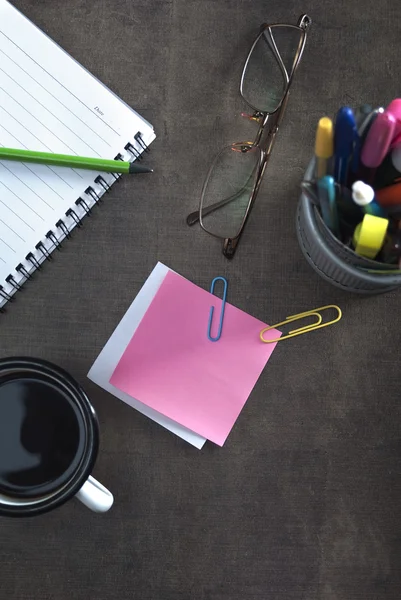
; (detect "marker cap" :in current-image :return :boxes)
[386,99,401,148]
[352,181,374,206]
[353,214,389,259]
[361,111,396,168]
[315,117,333,158]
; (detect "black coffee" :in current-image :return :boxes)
[0,375,86,498]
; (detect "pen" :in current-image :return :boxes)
[386,98,401,148]
[351,181,386,217]
[374,156,401,190]
[334,107,358,185]
[334,183,363,224]
[374,143,401,189]
[314,117,333,179]
[390,144,401,175]
[360,111,396,183]
[351,107,384,186]
[376,180,401,207]
[355,104,373,129]
[0,147,153,174]
[317,175,339,235]
[358,106,384,139]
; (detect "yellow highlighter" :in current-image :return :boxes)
[315,117,334,179]
[353,214,389,259]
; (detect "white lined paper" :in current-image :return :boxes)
[0,0,155,306]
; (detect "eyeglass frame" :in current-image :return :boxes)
[186,14,312,258]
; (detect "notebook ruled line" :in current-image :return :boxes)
[0,142,66,200]
[0,41,113,147]
[0,161,55,211]
[0,84,85,157]
[0,123,74,189]
[0,89,89,180]
[19,164,66,200]
[0,103,54,152]
[0,65,104,157]
[0,30,122,138]
[0,198,35,231]
[0,237,15,253]
[0,103,84,179]
[0,218,26,242]
[0,180,45,221]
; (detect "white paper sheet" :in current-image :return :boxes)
[87,263,207,449]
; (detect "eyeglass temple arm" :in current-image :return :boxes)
[222,234,241,259]
[222,166,268,259]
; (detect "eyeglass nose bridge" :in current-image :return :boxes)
[240,111,265,123]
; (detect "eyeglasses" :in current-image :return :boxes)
[187,14,312,258]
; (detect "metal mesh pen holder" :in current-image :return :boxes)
[295,160,401,294]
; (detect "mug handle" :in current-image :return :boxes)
[75,476,114,513]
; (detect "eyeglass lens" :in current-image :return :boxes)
[200,145,261,239]
[241,25,305,113]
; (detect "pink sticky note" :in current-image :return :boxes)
[110,271,280,446]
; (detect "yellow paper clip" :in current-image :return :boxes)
[260,305,342,343]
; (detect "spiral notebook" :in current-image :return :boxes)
[0,0,155,311]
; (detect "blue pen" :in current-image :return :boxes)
[334,107,358,185]
[317,175,339,235]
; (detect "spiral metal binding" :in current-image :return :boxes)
[95,175,110,193]
[75,197,92,215]
[0,285,12,312]
[6,274,22,291]
[125,142,142,162]
[16,263,31,280]
[135,132,150,153]
[56,219,71,239]
[109,154,124,181]
[0,286,13,302]
[85,186,101,204]
[1,132,150,312]
[66,208,83,228]
[36,241,53,261]
[46,230,62,250]
[26,252,41,270]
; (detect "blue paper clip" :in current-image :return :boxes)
[207,276,228,342]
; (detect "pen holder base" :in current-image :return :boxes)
[296,194,401,294]
[295,157,401,294]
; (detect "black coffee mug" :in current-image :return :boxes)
[0,357,113,517]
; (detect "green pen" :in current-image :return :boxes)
[0,147,153,174]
